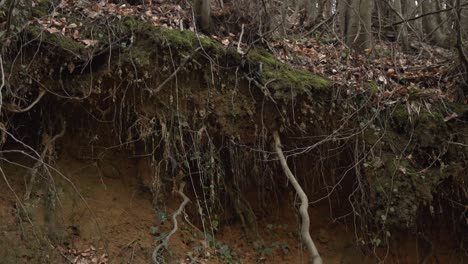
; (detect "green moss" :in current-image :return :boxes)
[27,26,85,52]
[392,104,448,135]
[31,0,50,17]
[417,111,444,126]
[76,22,108,44]
[25,14,331,102]
[248,50,280,66]
[119,17,224,52]
[157,29,195,49]
[391,104,410,131]
[127,46,152,66]
[448,103,468,116]
[122,16,143,29]
[247,50,332,99]
[408,85,423,99]
[367,81,379,95]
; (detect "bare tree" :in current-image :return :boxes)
[194,0,212,33]
[340,0,374,52]
[422,0,448,47]
[293,0,319,27]
[395,0,410,51]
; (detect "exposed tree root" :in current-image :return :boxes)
[152,182,190,264]
[5,89,46,113]
[24,120,66,201]
[273,131,322,264]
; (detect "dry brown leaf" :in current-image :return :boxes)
[46,27,61,34]
[81,39,98,47]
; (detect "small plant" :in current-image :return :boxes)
[204,234,239,263]
[272,241,289,254]
[253,241,273,260]
[156,210,168,222]
[218,244,233,262]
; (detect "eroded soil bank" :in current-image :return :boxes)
[0,7,467,263]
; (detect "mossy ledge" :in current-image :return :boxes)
[246,50,332,99]
[24,15,332,100]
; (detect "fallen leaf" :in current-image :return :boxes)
[81,39,98,47]
[444,113,458,122]
[46,27,61,34]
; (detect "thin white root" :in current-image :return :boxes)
[237,24,245,55]
[273,131,322,264]
[152,182,190,263]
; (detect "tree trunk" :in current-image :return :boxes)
[194,0,212,33]
[338,0,350,41]
[461,0,468,36]
[422,0,448,47]
[409,0,422,36]
[324,0,334,19]
[341,0,374,52]
[305,0,318,25]
[293,0,319,27]
[435,0,449,33]
[395,0,410,51]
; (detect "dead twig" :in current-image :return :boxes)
[151,48,201,94]
[273,131,322,264]
[152,182,190,263]
[304,13,336,37]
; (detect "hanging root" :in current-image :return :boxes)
[24,120,66,201]
[273,131,322,264]
[152,182,190,264]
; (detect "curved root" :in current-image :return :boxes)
[152,182,190,263]
[273,131,322,264]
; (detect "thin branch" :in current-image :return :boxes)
[448,141,468,147]
[392,3,468,26]
[273,131,322,264]
[151,47,201,94]
[304,13,336,37]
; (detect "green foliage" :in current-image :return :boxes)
[156,210,168,222]
[204,234,239,263]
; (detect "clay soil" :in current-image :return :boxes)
[0,145,464,263]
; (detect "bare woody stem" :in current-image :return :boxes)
[273,131,322,264]
[152,182,190,263]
